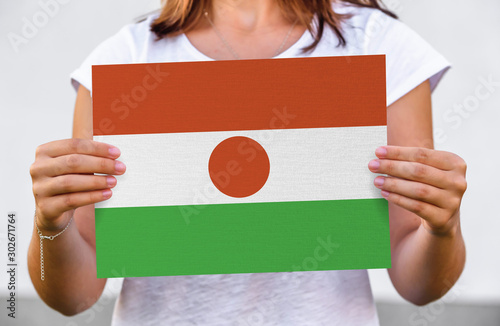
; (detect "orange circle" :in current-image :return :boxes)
[208,136,270,198]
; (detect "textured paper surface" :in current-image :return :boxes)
[92,55,390,278]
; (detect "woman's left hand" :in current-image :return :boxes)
[368,146,467,236]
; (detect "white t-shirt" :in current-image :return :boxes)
[71,4,450,326]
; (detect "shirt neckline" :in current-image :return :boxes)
[181,26,312,61]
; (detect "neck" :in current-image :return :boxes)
[210,0,288,33]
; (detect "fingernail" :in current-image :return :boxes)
[374,177,385,187]
[381,190,390,198]
[103,189,112,198]
[106,176,117,187]
[115,161,126,173]
[375,147,387,158]
[369,160,380,170]
[109,147,121,157]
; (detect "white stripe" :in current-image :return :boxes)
[95,126,386,209]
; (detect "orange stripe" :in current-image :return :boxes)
[92,55,386,136]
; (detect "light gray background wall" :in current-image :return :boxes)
[1,0,499,325]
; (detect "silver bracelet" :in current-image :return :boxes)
[34,212,73,281]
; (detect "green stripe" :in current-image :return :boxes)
[95,199,390,278]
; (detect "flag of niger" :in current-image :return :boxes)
[92,55,391,278]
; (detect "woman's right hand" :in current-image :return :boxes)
[30,138,126,230]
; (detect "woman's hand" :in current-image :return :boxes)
[368,146,467,236]
[30,138,126,230]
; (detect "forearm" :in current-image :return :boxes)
[27,210,106,316]
[389,212,465,305]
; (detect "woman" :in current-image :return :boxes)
[28,0,467,325]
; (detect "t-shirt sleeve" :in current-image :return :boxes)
[70,24,136,94]
[364,10,451,106]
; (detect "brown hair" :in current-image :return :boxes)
[150,0,396,53]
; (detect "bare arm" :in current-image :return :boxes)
[28,86,124,315]
[371,80,466,305]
